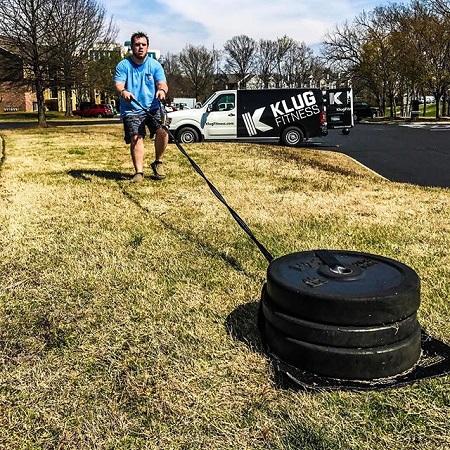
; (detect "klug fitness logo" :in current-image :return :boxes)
[243,91,320,136]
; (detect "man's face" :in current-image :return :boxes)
[132,37,148,60]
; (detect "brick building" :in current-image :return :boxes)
[0,43,37,113]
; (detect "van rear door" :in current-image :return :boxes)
[325,88,354,129]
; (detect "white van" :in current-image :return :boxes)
[167,88,332,147]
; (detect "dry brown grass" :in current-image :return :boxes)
[0,124,449,449]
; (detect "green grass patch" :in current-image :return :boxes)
[385,103,450,119]
[0,125,449,449]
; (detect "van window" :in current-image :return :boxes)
[212,94,235,112]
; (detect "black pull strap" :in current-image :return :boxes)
[170,132,274,263]
[315,250,345,272]
[131,97,274,263]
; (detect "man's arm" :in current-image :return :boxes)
[115,81,134,103]
[155,81,168,101]
[114,81,125,97]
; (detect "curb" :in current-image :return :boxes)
[360,119,450,125]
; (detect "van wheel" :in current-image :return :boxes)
[281,126,304,146]
[177,127,199,144]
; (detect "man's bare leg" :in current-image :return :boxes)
[150,128,169,179]
[154,127,168,162]
[130,135,145,173]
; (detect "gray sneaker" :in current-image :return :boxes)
[150,161,165,180]
[130,172,144,183]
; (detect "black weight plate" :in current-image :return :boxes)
[266,250,420,326]
[261,285,420,348]
[264,320,422,380]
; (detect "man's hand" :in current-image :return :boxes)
[156,89,166,101]
[121,90,134,103]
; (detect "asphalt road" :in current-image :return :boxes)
[311,122,450,189]
[1,119,449,188]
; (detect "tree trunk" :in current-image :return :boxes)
[434,91,440,119]
[389,94,395,118]
[35,82,47,127]
[65,85,73,116]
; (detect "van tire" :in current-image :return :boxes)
[281,126,304,147]
[177,127,199,144]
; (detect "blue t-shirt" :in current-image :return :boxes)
[114,55,166,117]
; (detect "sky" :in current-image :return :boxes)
[106,0,407,56]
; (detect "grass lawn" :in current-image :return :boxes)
[0,123,449,449]
[385,103,450,120]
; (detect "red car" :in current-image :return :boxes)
[73,104,115,118]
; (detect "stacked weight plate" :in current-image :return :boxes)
[260,250,422,380]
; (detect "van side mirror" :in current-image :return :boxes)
[207,104,213,112]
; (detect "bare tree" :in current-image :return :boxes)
[357,7,405,116]
[178,44,217,101]
[322,19,366,72]
[254,39,278,88]
[323,0,450,118]
[273,36,296,87]
[323,7,407,114]
[0,0,57,126]
[0,0,116,124]
[50,0,117,115]
[282,41,315,88]
[223,35,257,88]
[429,0,450,15]
[161,53,185,100]
[396,0,450,118]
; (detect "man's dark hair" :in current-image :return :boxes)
[131,32,149,46]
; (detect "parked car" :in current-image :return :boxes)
[164,103,178,112]
[73,104,114,118]
[107,103,117,115]
[419,96,435,104]
[353,101,379,121]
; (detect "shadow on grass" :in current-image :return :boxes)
[158,216,260,279]
[119,182,263,281]
[67,168,264,281]
[225,300,263,353]
[0,135,5,174]
[228,300,450,393]
[225,299,299,391]
[68,169,130,181]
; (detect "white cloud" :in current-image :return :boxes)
[162,0,353,48]
[111,0,402,55]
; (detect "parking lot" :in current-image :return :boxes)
[315,122,450,188]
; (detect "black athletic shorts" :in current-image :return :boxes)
[122,109,163,144]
